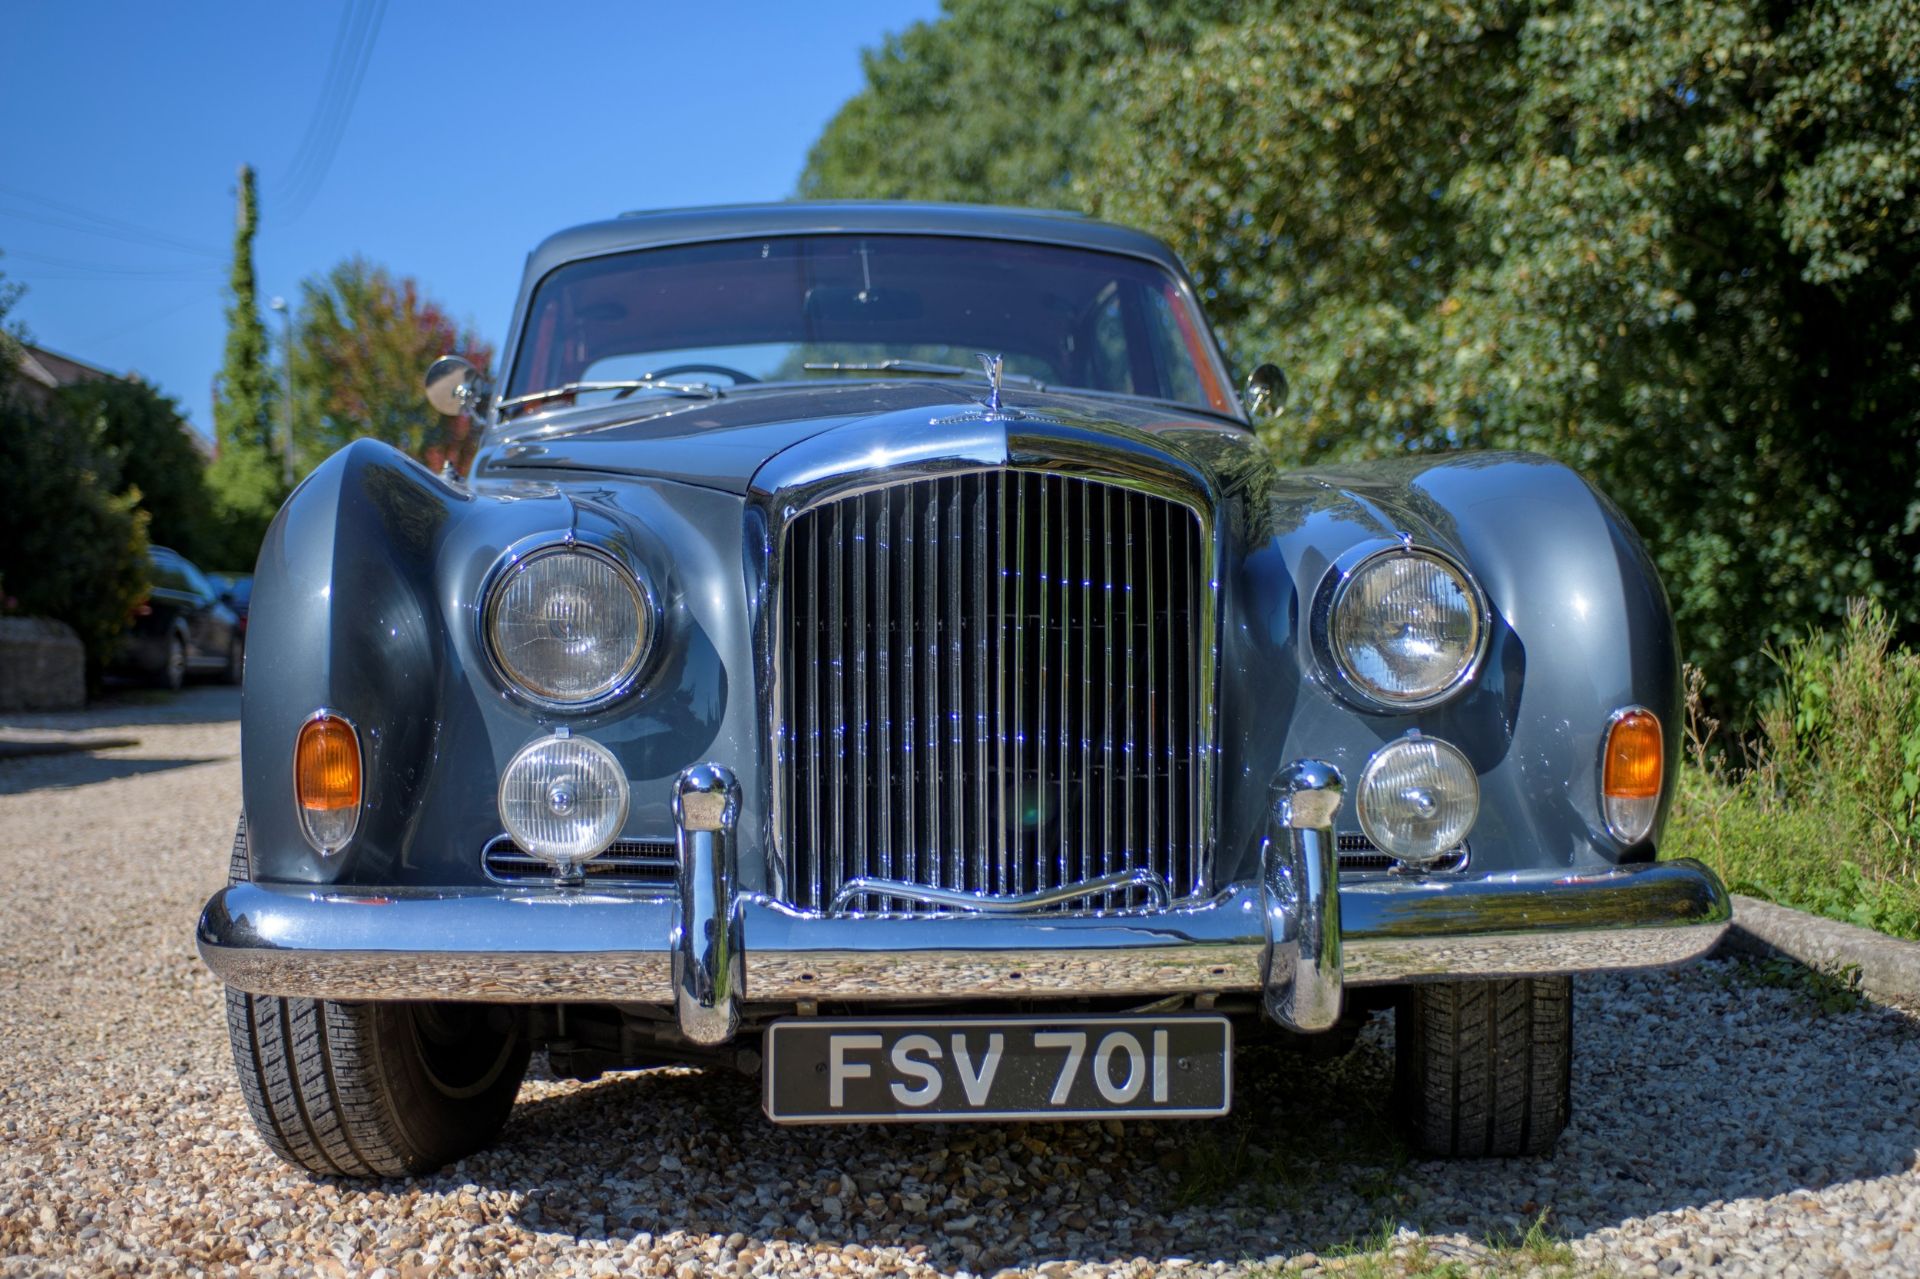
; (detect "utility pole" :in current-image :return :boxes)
[269,296,294,486]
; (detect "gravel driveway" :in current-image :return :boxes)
[3,687,1917,1278]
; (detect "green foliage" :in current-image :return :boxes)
[1666,654,1920,943]
[57,378,216,566]
[0,270,151,674]
[805,0,1920,723]
[288,257,493,477]
[1758,602,1920,879]
[1731,955,1869,1017]
[800,0,1239,205]
[206,163,285,572]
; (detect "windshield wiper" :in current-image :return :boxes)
[801,359,1045,389]
[496,378,724,413]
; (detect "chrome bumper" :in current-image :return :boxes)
[199,761,1731,1045]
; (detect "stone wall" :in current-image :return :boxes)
[0,617,85,711]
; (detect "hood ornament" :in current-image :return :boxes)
[929,351,1063,427]
[977,352,1005,413]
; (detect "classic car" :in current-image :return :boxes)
[197,202,1730,1178]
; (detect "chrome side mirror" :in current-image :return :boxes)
[1245,362,1289,419]
[424,355,491,417]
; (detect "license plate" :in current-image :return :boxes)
[763,1014,1232,1123]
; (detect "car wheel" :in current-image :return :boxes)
[1393,977,1571,1157]
[223,635,245,684]
[157,633,188,692]
[226,992,531,1177]
[221,819,530,1176]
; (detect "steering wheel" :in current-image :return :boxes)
[613,363,761,397]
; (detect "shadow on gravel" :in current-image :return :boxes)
[0,753,227,796]
[407,963,1920,1272]
[0,683,241,732]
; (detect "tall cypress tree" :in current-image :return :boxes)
[204,163,284,570]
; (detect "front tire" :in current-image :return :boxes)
[223,635,245,684]
[226,992,530,1177]
[221,817,529,1176]
[1394,977,1572,1157]
[157,632,187,692]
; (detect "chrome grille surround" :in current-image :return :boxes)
[750,418,1220,917]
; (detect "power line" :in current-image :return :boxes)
[0,247,224,280]
[276,0,388,223]
[0,194,221,259]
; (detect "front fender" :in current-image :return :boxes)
[1218,451,1677,883]
[240,439,756,887]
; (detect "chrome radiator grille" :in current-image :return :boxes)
[774,469,1212,913]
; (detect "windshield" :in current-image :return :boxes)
[504,234,1236,416]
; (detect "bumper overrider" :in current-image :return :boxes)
[198,760,1731,1046]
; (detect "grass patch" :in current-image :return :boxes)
[1721,954,1869,1017]
[1663,604,1920,942]
[1247,1211,1590,1277]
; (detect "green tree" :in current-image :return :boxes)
[205,163,284,571]
[59,378,215,565]
[799,0,1238,205]
[0,268,151,677]
[809,0,1920,722]
[289,257,493,478]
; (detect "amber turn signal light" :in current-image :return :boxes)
[296,714,361,810]
[294,712,361,856]
[1603,708,1662,799]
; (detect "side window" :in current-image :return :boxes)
[180,562,216,602]
[150,555,188,594]
[1142,287,1206,406]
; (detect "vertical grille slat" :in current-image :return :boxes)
[779,470,1208,914]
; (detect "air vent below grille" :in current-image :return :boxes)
[481,836,677,886]
[1336,832,1468,874]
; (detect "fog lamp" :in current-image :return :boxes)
[1602,707,1663,843]
[498,732,629,867]
[1355,735,1479,867]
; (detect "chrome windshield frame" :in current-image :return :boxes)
[488,229,1246,446]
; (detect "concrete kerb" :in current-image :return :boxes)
[1719,892,1920,1009]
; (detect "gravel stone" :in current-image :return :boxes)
[5,685,1919,1277]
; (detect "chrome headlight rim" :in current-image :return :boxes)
[479,535,659,713]
[1320,542,1490,713]
[495,731,631,866]
[1355,733,1481,865]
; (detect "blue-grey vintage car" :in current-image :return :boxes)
[197,202,1730,1177]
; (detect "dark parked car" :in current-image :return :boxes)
[199,203,1729,1178]
[209,573,252,638]
[118,546,243,690]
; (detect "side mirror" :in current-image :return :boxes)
[1245,362,1289,419]
[424,355,492,417]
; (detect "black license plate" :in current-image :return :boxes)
[763,1014,1231,1123]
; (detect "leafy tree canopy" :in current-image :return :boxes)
[803,0,1920,720]
[59,378,215,566]
[0,269,150,673]
[206,163,284,571]
[800,0,1240,204]
[289,257,493,478]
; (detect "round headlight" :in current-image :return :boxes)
[1331,549,1483,708]
[1355,736,1479,866]
[498,733,629,865]
[486,546,651,705]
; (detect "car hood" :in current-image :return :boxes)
[469,383,1253,495]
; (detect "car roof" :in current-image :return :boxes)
[522,201,1189,282]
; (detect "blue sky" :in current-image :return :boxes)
[1,1,939,438]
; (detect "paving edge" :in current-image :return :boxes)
[1719,892,1920,1006]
